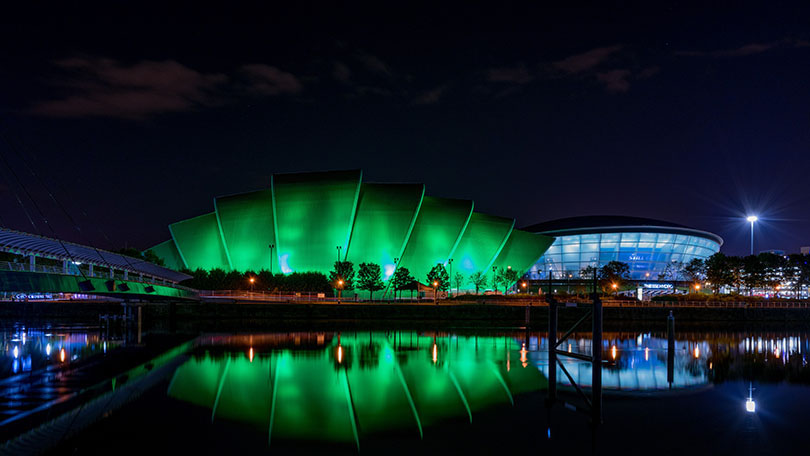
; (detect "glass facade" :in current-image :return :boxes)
[526,231,721,280]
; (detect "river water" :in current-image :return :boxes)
[1,321,809,455]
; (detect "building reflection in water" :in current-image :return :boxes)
[166,330,752,445]
[0,324,122,379]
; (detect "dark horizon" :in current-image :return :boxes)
[1,1,809,256]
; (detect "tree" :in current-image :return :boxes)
[357,262,384,301]
[580,265,598,280]
[390,267,415,299]
[705,253,731,294]
[598,261,630,292]
[727,256,745,293]
[452,272,465,295]
[786,254,810,296]
[682,258,706,285]
[759,252,786,291]
[503,267,519,293]
[470,271,487,294]
[329,260,355,290]
[742,255,765,294]
[426,264,450,291]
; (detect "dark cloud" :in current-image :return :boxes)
[333,61,351,83]
[676,43,776,58]
[596,69,631,93]
[486,65,533,84]
[411,85,447,105]
[553,45,622,73]
[239,64,302,95]
[355,52,391,76]
[28,57,301,119]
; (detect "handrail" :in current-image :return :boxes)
[0,260,195,292]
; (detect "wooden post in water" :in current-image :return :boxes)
[592,273,602,424]
[667,310,675,388]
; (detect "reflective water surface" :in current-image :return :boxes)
[5,323,810,455]
[0,323,122,380]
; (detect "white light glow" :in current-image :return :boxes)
[746,215,758,223]
[746,399,756,413]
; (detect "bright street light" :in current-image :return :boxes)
[746,215,758,255]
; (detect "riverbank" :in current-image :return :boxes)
[4,300,810,327]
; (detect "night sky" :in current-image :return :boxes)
[1,1,809,256]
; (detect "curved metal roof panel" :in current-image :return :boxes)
[522,215,723,246]
[0,227,192,283]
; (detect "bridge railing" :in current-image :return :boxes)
[0,260,195,292]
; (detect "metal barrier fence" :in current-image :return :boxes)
[197,290,810,309]
[0,260,194,292]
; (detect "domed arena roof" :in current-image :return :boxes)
[522,215,723,245]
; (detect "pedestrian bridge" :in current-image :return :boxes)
[0,228,197,300]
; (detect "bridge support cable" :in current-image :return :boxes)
[0,138,89,282]
[0,132,144,279]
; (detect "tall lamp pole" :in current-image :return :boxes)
[746,216,758,255]
[447,258,454,297]
[268,243,275,274]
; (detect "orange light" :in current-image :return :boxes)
[249,277,255,283]
[433,281,438,287]
[612,283,617,289]
[520,343,528,366]
[694,284,700,291]
[337,345,343,364]
[694,346,700,358]
[432,343,437,363]
[338,279,344,286]
[60,348,66,363]
[249,347,254,362]
[611,345,617,360]
[521,282,527,288]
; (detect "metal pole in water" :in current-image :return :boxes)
[592,273,602,424]
[667,310,675,388]
[547,278,557,405]
[137,305,142,345]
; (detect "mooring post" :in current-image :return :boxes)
[547,277,557,405]
[592,273,602,424]
[667,310,675,388]
[137,305,143,345]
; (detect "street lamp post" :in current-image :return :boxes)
[447,259,454,297]
[249,276,255,293]
[268,243,275,274]
[433,280,439,305]
[506,265,512,295]
[746,216,758,255]
[337,279,344,304]
[336,245,342,262]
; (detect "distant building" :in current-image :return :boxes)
[522,215,723,281]
[759,249,786,256]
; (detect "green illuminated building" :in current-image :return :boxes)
[150,170,553,291]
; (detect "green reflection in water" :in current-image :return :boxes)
[167,333,547,447]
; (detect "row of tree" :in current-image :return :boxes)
[682,252,810,294]
[328,261,523,298]
[179,268,333,293]
[578,253,810,295]
[178,260,527,299]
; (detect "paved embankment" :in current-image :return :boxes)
[5,300,810,326]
